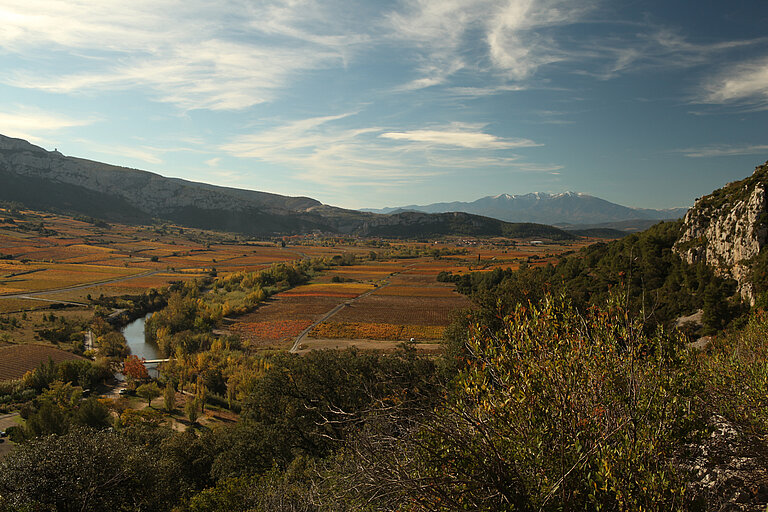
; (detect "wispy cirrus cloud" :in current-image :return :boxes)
[4,0,762,112]
[0,106,95,142]
[385,0,591,83]
[221,114,547,187]
[485,0,592,80]
[385,0,587,89]
[583,29,768,80]
[385,0,767,95]
[0,0,364,110]
[679,144,768,158]
[701,57,768,109]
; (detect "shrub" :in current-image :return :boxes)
[340,295,701,511]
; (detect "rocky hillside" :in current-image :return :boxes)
[0,134,320,216]
[674,162,768,305]
[0,134,574,239]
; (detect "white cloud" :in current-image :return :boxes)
[583,29,768,81]
[702,57,768,107]
[386,0,768,93]
[447,84,527,97]
[4,0,760,113]
[221,114,548,188]
[95,145,165,165]
[380,124,540,149]
[221,113,423,187]
[0,0,363,110]
[0,106,94,142]
[679,144,768,158]
[70,138,177,165]
[485,0,590,80]
[386,0,594,87]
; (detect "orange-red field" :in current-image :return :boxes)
[309,322,445,341]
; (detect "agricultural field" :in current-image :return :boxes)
[0,344,86,381]
[0,208,301,303]
[0,206,596,358]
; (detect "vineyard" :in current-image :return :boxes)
[0,206,589,354]
[334,294,471,326]
[223,240,590,352]
[308,321,444,341]
[231,319,314,345]
[279,282,374,298]
[0,345,86,381]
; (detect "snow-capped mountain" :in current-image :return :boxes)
[361,192,688,226]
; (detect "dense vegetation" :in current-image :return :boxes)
[144,258,331,359]
[441,221,744,334]
[0,347,439,511]
[355,211,575,240]
[3,292,767,510]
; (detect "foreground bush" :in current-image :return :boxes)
[700,311,768,435]
[0,428,167,512]
[334,295,702,511]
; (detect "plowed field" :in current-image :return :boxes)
[0,345,87,381]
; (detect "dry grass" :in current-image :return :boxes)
[0,299,51,313]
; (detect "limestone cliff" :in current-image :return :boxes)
[674,162,768,305]
[0,134,321,215]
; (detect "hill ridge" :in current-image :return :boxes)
[362,190,688,225]
[0,133,574,240]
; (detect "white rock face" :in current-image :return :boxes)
[674,165,768,305]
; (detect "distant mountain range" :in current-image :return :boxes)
[0,134,575,240]
[362,192,689,227]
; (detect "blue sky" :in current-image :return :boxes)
[1,0,767,210]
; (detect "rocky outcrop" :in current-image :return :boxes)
[680,415,768,511]
[674,163,768,305]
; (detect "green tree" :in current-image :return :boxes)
[74,397,112,429]
[0,427,171,512]
[337,296,699,511]
[136,382,162,407]
[98,331,129,358]
[186,397,199,424]
[163,382,176,412]
[25,401,69,437]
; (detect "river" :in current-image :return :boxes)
[121,314,161,378]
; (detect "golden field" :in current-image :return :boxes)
[0,207,592,353]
